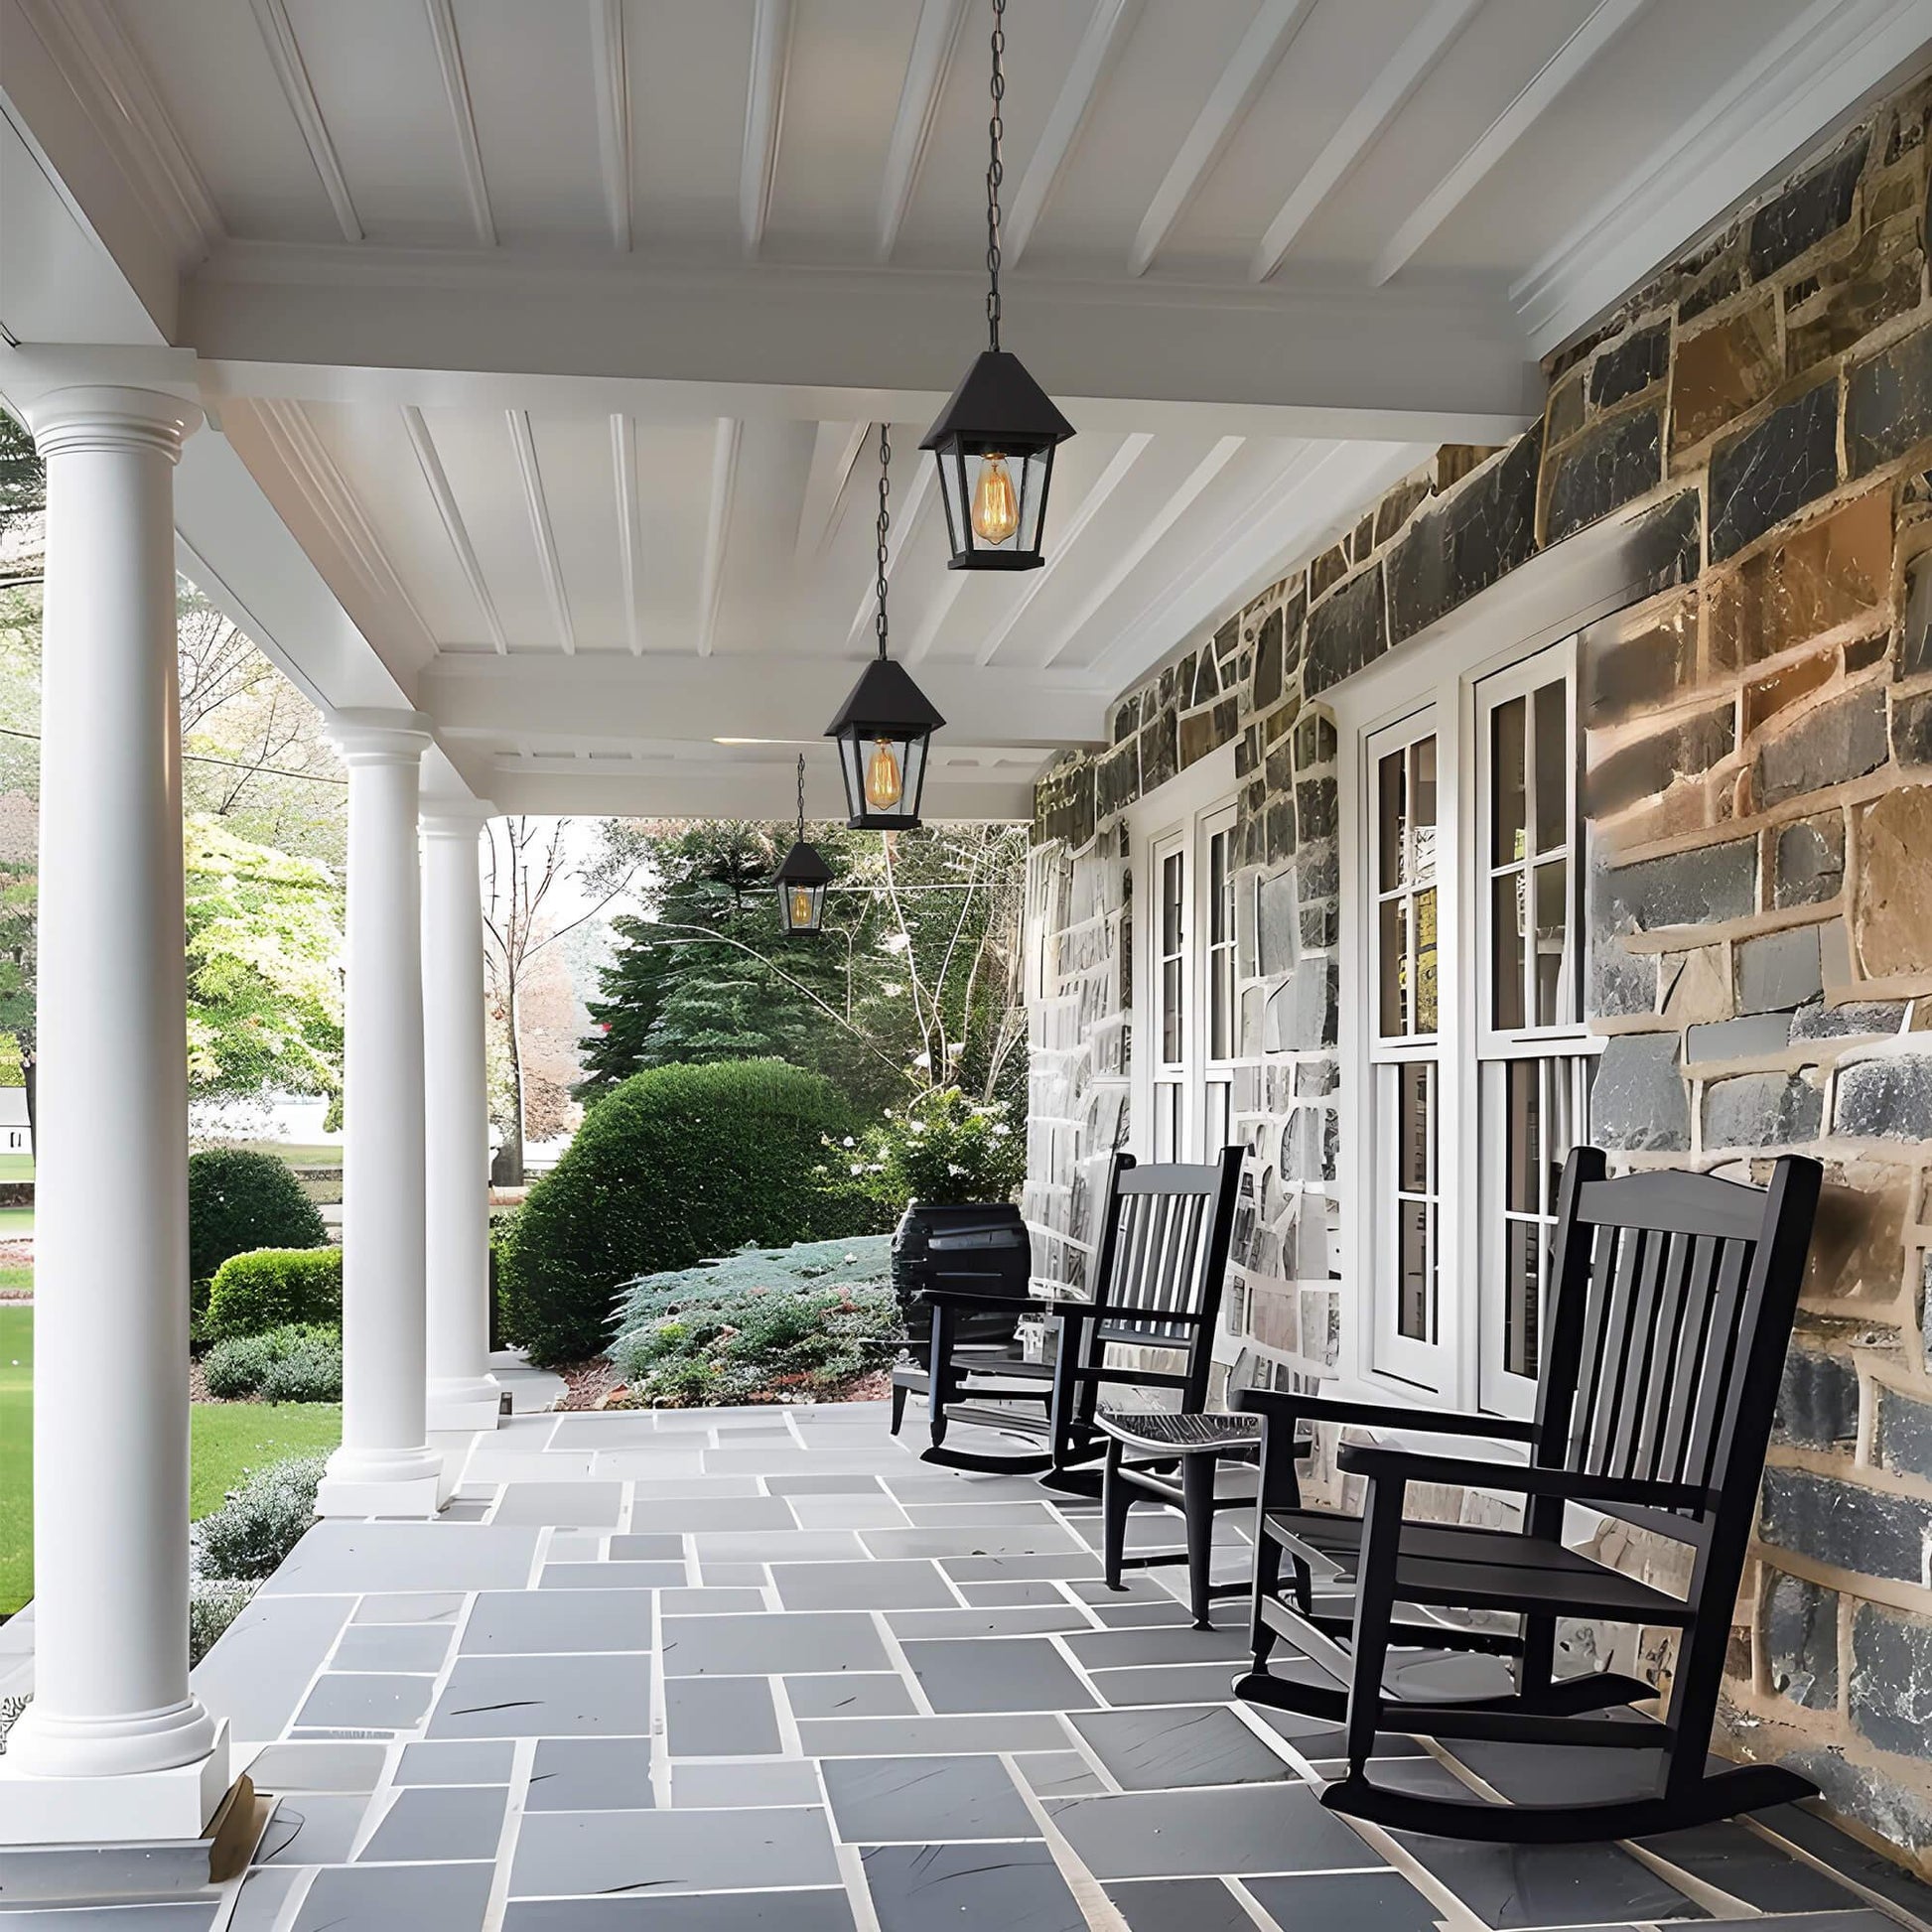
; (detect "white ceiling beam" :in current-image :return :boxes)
[793,419,870,558]
[419,650,1107,749]
[589,0,632,251]
[697,416,742,658]
[1037,435,1243,668]
[401,403,506,653]
[1249,0,1485,284]
[612,412,644,654]
[975,429,1152,666]
[1129,0,1316,277]
[1512,0,1932,354]
[876,0,969,262]
[185,250,1538,443]
[507,409,573,653]
[741,0,793,258]
[247,0,361,242]
[1371,0,1646,287]
[1003,0,1143,266]
[900,565,972,666]
[846,434,935,647]
[1083,439,1436,686]
[424,0,495,248]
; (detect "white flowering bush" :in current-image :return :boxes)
[190,1453,326,1585]
[852,1088,1024,1209]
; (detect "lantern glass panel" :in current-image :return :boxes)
[835,727,929,829]
[932,440,1052,569]
[778,879,826,934]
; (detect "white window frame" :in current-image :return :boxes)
[1332,532,1647,1416]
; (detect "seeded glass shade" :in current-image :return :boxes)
[921,349,1075,571]
[824,655,945,830]
[773,838,833,934]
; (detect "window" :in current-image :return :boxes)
[1153,834,1186,1162]
[1203,809,1237,1153]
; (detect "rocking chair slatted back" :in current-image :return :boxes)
[1094,1159,1233,1349]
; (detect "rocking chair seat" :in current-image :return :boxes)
[1096,1409,1262,1455]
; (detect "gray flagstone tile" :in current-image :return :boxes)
[957,1580,1071,1607]
[429,1652,651,1736]
[1090,1663,1245,1707]
[459,1587,653,1654]
[628,1477,766,1499]
[441,1498,492,1521]
[939,1555,1102,1582]
[0,1905,221,1930]
[901,1501,1061,1526]
[860,1841,1083,1932]
[607,1533,688,1560]
[546,1531,605,1560]
[772,1560,956,1611]
[671,1759,825,1807]
[549,1414,668,1447]
[661,1611,888,1677]
[863,1525,1084,1560]
[493,1482,625,1527]
[1069,1704,1293,1790]
[192,1593,350,1744]
[664,1675,782,1755]
[330,1623,452,1672]
[1634,1822,1867,1912]
[291,1860,494,1931]
[588,1449,706,1479]
[900,1637,1096,1714]
[882,1475,1055,1502]
[526,1736,656,1811]
[785,1672,919,1719]
[1243,1868,1462,1932]
[540,1561,687,1589]
[706,1448,909,1475]
[1392,1831,1707,1928]
[1101,1876,1267,1932]
[1015,1750,1107,1797]
[765,1472,886,1495]
[695,1529,867,1562]
[1091,1602,1195,1627]
[786,1495,909,1528]
[822,1754,1038,1843]
[629,1496,797,1534]
[1755,1805,1932,1925]
[294,1673,435,1730]
[700,1561,770,1587]
[660,1587,769,1614]
[253,1792,372,1865]
[1063,1624,1250,1668]
[260,1522,541,1595]
[350,1589,468,1623]
[503,1892,857,1929]
[885,1606,1092,1638]
[358,1784,507,1862]
[229,1865,302,1932]
[798,1715,1073,1756]
[463,1449,597,1481]
[508,1805,840,1896]
[1043,1784,1381,1879]
[1068,1576,1173,1604]
[395,1739,517,1785]
[245,1741,387,1793]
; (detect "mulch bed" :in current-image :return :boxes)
[549,1358,893,1412]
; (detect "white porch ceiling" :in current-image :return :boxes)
[4,0,1930,817]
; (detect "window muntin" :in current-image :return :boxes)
[1374,737,1438,1041]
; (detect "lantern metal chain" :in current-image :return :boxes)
[874,421,892,659]
[795,752,807,840]
[985,0,1006,352]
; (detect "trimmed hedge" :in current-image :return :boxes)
[203,1322,343,1402]
[497,1058,886,1365]
[205,1247,342,1341]
[189,1148,328,1286]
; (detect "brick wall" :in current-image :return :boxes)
[1025,69,1932,1863]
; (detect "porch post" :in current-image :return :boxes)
[0,385,230,1841]
[318,710,444,1517]
[421,802,501,1432]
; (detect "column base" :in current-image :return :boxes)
[316,1445,449,1519]
[426,1376,505,1433]
[0,1723,232,1847]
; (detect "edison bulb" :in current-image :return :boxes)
[788,886,816,928]
[970,453,1020,545]
[865,738,904,810]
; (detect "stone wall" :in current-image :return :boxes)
[1025,69,1932,1863]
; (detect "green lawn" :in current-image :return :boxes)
[0,1307,341,1617]
[229,1142,341,1170]
[0,1154,33,1182]
[0,1208,34,1240]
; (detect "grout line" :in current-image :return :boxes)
[999,1747,1133,1932]
[866,1608,938,1718]
[479,1734,537,1932]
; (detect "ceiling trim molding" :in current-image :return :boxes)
[14,0,223,261]
[1004,0,1143,267]
[611,412,645,654]
[741,0,793,258]
[423,0,495,248]
[697,416,742,658]
[589,0,632,251]
[1129,0,1316,278]
[247,0,361,242]
[507,408,573,653]
[1371,0,1648,287]
[1511,0,1932,355]
[401,403,506,653]
[1249,0,1485,284]
[875,0,969,263]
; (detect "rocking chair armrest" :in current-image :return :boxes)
[1335,1443,1712,1513]
[919,1287,1052,1314]
[1234,1387,1536,1443]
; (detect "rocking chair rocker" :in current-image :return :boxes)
[907,1147,1244,1492]
[1234,1145,1822,1844]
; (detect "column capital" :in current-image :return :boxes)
[329,707,435,764]
[22,384,202,465]
[420,797,497,840]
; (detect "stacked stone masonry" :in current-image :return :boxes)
[1025,69,1932,1866]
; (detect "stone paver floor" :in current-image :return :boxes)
[96,1402,1932,1929]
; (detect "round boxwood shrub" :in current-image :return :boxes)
[189,1148,328,1287]
[497,1058,881,1365]
[205,1247,343,1341]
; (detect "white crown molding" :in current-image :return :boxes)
[14,0,222,263]
[741,0,793,259]
[697,416,741,658]
[400,403,506,654]
[589,0,632,251]
[247,0,361,242]
[875,0,968,263]
[506,408,572,653]
[1512,0,1932,356]
[423,0,495,249]
[611,412,645,655]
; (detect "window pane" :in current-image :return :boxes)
[1205,1079,1230,1152]
[1492,872,1525,1030]
[1412,737,1438,884]
[1398,1199,1433,1341]
[1534,859,1569,1028]
[1210,831,1232,944]
[1533,679,1569,855]
[1492,696,1527,865]
[1415,886,1439,1035]
[1379,750,1407,890]
[1505,1059,1540,1213]
[1162,960,1182,1062]
[1379,897,1408,1036]
[1210,948,1233,1060]
[1155,1083,1177,1162]
[1399,1061,1432,1191]
[1504,1218,1540,1379]
[1162,853,1183,954]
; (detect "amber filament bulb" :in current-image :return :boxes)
[970,453,1019,544]
[865,739,903,810]
[788,887,815,927]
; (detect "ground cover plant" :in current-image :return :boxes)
[203,1323,342,1402]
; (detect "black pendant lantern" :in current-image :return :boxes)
[825,426,945,830]
[921,0,1074,572]
[773,756,833,935]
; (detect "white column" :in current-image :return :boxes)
[422,802,501,1433]
[0,385,230,1842]
[317,711,445,1517]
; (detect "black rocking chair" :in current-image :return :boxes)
[910,1148,1244,1492]
[1235,1145,1822,1844]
